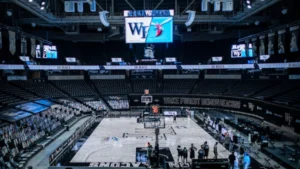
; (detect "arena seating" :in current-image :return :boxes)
[253,80,300,99]
[163,79,196,93]
[225,80,279,97]
[273,89,300,105]
[192,80,237,95]
[11,80,67,98]
[0,106,76,169]
[0,93,22,108]
[59,99,91,112]
[107,100,129,109]
[85,101,106,111]
[0,82,38,102]
[51,80,95,97]
[93,80,131,95]
[132,79,157,93]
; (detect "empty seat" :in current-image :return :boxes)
[163,79,196,93]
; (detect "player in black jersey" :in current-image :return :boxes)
[177,145,183,162]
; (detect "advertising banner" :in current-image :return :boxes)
[9,31,16,55]
[268,33,275,55]
[129,94,299,128]
[289,25,299,52]
[278,29,286,54]
[259,35,266,55]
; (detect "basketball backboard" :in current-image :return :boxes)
[144,115,165,129]
[141,89,152,105]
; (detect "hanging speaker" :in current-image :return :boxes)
[99,11,110,27]
[185,10,196,27]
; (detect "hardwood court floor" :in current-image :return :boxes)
[71,117,230,163]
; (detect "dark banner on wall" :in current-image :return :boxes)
[290,25,299,52]
[21,36,27,55]
[9,31,16,55]
[31,38,36,58]
[268,33,275,55]
[129,94,299,129]
[278,29,286,54]
[251,37,257,57]
[259,35,266,55]
[0,28,2,49]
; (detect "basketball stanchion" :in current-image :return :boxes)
[141,89,165,168]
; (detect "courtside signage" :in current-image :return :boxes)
[125,17,173,43]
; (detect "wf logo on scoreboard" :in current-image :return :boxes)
[125,17,173,43]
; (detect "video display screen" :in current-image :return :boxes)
[125,17,173,43]
[163,111,177,116]
[36,45,57,59]
[0,109,32,122]
[231,44,246,58]
[231,44,253,58]
[16,102,48,114]
[35,99,54,106]
[248,43,254,57]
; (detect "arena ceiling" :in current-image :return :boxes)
[0,0,299,42]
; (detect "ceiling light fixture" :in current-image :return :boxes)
[6,10,12,16]
[281,8,288,15]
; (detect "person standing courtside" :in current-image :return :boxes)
[147,142,153,166]
[198,146,205,159]
[213,142,218,159]
[203,141,209,159]
[182,147,188,164]
[173,113,176,123]
[228,152,236,169]
[189,144,197,161]
[177,145,183,162]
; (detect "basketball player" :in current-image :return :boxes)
[198,147,205,159]
[189,144,197,161]
[228,152,236,169]
[213,142,218,159]
[203,141,209,159]
[182,147,188,164]
[173,113,176,123]
[177,145,183,162]
[147,142,153,166]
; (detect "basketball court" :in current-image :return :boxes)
[70,117,230,163]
